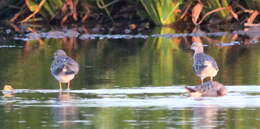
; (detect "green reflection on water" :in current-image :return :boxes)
[2,101,260,129]
[2,28,260,89]
[1,27,260,129]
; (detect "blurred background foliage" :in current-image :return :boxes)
[0,0,260,26]
[139,0,183,25]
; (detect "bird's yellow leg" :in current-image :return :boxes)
[59,82,62,90]
[67,81,70,90]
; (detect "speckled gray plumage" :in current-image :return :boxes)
[51,50,79,89]
[193,53,219,75]
[51,51,79,76]
[185,81,227,97]
[191,42,219,83]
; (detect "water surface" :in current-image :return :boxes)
[1,26,260,129]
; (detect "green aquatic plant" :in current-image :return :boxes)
[139,0,183,25]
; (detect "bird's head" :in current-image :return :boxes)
[217,88,227,96]
[54,50,67,58]
[191,42,204,53]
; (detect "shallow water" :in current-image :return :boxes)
[1,26,260,129]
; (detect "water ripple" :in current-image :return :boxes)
[1,86,260,108]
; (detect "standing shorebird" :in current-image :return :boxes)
[51,50,79,90]
[191,42,219,84]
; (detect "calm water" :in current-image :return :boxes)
[1,27,260,129]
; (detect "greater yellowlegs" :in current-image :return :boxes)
[51,50,79,90]
[191,42,219,84]
[185,81,227,97]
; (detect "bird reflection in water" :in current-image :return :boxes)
[192,106,222,129]
[53,92,79,129]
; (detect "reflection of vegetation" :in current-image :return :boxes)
[4,38,68,89]
[94,108,134,129]
[2,28,260,129]
[79,38,145,88]
[225,109,260,129]
[92,107,193,129]
[225,45,260,85]
[0,48,19,86]
[7,40,58,89]
[143,27,191,86]
[3,28,260,89]
[112,27,193,86]
[75,28,195,88]
[2,104,260,129]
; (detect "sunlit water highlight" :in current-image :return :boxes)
[2,86,260,108]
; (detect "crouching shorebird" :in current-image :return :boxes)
[51,50,79,90]
[185,81,227,97]
[191,42,219,84]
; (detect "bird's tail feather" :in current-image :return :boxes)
[65,71,75,75]
[185,87,196,92]
[64,66,75,75]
